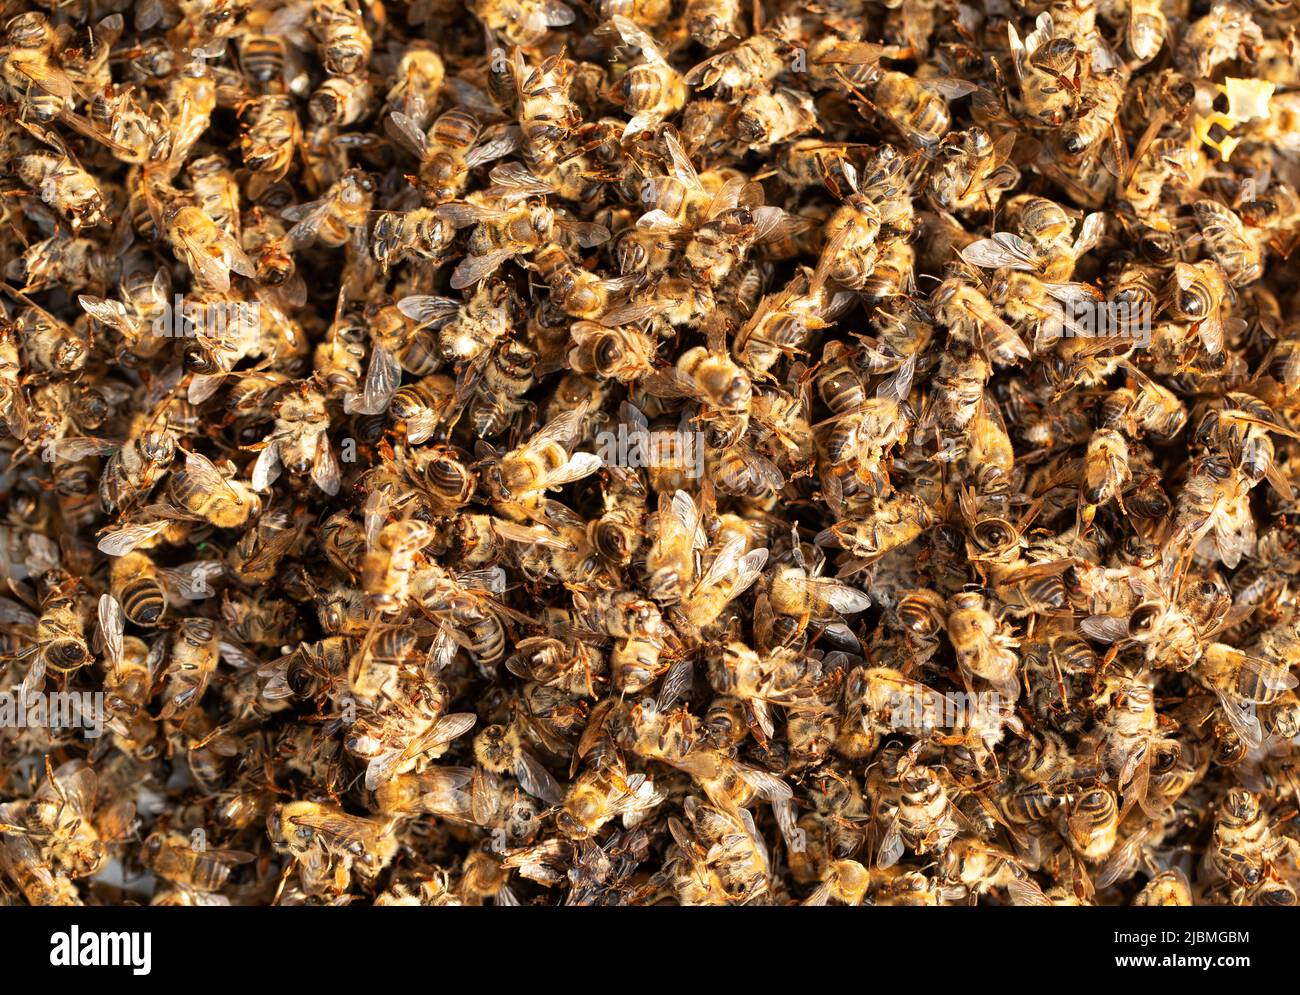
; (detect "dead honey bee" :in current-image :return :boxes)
[252,381,340,496]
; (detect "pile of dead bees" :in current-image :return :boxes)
[0,0,1299,905]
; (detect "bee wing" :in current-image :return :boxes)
[396,294,460,329]
[450,248,517,290]
[170,228,234,291]
[737,765,792,805]
[527,403,590,449]
[1079,614,1131,644]
[921,76,978,100]
[683,51,729,87]
[714,544,770,597]
[345,343,402,415]
[1264,462,1294,502]
[464,125,522,170]
[134,0,167,29]
[1224,409,1300,440]
[287,811,382,849]
[561,219,611,249]
[1215,690,1264,750]
[78,295,137,336]
[751,206,807,244]
[251,440,281,493]
[262,0,312,35]
[98,594,124,670]
[282,200,332,247]
[669,488,706,549]
[311,436,341,496]
[182,449,242,500]
[598,301,661,327]
[187,373,226,405]
[9,54,76,99]
[537,452,603,490]
[0,597,36,627]
[960,232,1041,270]
[391,521,435,559]
[40,761,98,815]
[1006,867,1052,906]
[813,41,890,66]
[800,576,873,614]
[1042,281,1104,309]
[97,520,170,556]
[218,638,262,671]
[417,712,478,758]
[484,162,552,199]
[635,209,685,234]
[515,752,565,805]
[1238,656,1299,698]
[363,486,391,548]
[661,128,704,191]
[1072,212,1106,257]
[492,519,575,551]
[48,436,119,460]
[604,14,664,62]
[696,534,747,591]
[876,814,905,869]
[656,658,694,711]
[704,175,750,220]
[1211,510,1255,570]
[801,881,834,907]
[436,202,503,228]
[876,353,917,402]
[384,111,429,161]
[730,445,787,492]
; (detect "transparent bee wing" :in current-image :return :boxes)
[662,128,704,191]
[311,438,341,498]
[251,440,281,493]
[188,373,226,405]
[1215,690,1264,750]
[182,449,242,500]
[484,162,552,199]
[492,519,575,551]
[384,111,429,161]
[561,219,611,248]
[960,232,1042,270]
[536,452,603,490]
[656,658,694,711]
[515,752,564,804]
[922,77,978,100]
[1079,614,1131,644]
[803,576,872,614]
[97,520,170,556]
[1006,867,1051,906]
[78,295,137,336]
[465,126,521,170]
[526,403,589,449]
[396,294,460,328]
[0,597,36,627]
[345,343,401,416]
[450,248,517,290]
[48,436,119,460]
[877,816,905,868]
[876,353,917,402]
[635,209,685,233]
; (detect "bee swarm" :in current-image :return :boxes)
[1,0,1300,907]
